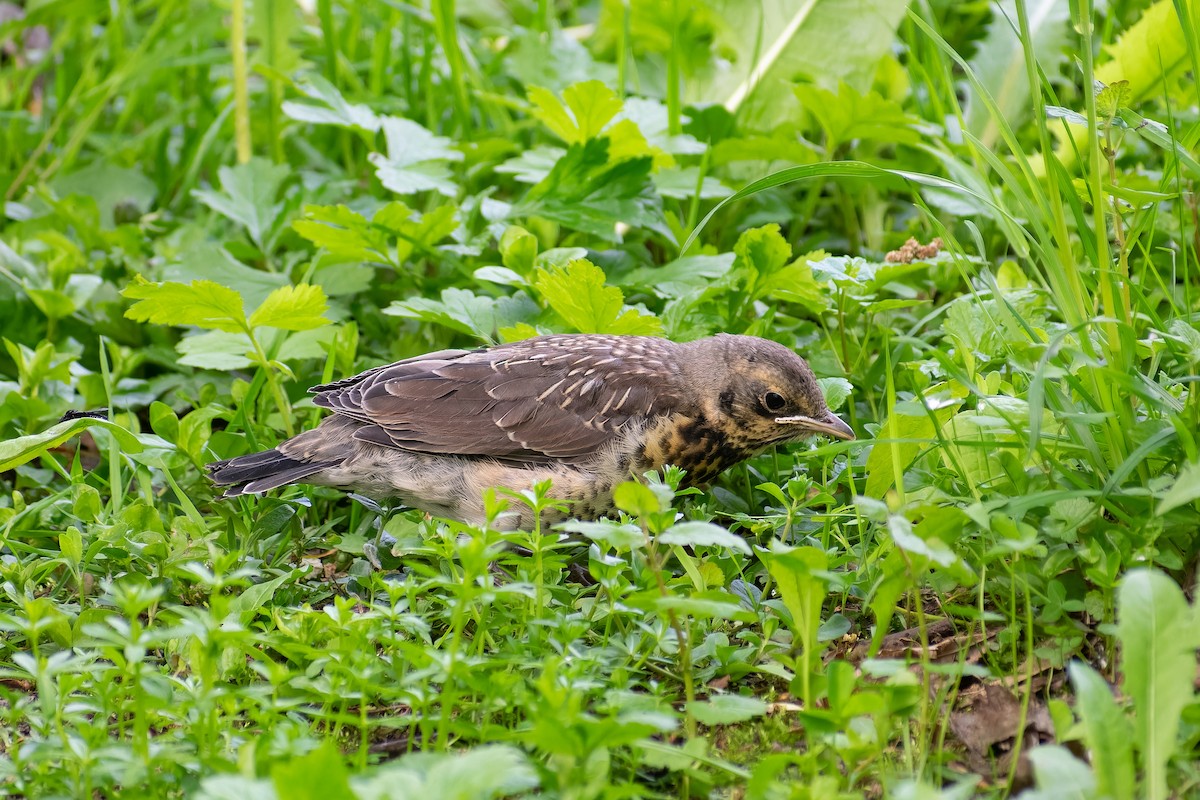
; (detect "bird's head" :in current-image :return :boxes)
[683,334,855,449]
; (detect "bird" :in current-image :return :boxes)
[207,333,854,529]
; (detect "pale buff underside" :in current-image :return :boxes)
[306,417,668,530]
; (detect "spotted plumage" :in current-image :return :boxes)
[207,333,854,528]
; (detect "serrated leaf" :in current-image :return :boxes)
[283,73,381,132]
[248,284,329,331]
[529,80,624,143]
[162,243,289,309]
[516,139,666,241]
[123,278,248,333]
[192,158,291,249]
[370,117,463,197]
[533,259,662,335]
[795,82,927,148]
[816,377,852,411]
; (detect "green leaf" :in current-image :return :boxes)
[887,513,958,568]
[517,139,666,241]
[52,161,158,228]
[163,243,289,309]
[248,284,329,331]
[499,225,539,273]
[816,377,852,411]
[177,331,255,370]
[765,545,828,646]
[613,481,668,518]
[864,395,963,498]
[624,253,735,299]
[123,277,248,333]
[192,157,291,250]
[794,82,927,148]
[370,116,463,197]
[703,0,910,130]
[964,0,1072,149]
[0,417,143,473]
[659,521,752,554]
[529,80,622,143]
[230,569,304,624]
[282,73,381,132]
[533,259,662,335]
[1116,568,1199,800]
[1068,662,1135,800]
[1022,746,1097,800]
[555,519,646,550]
[270,741,354,800]
[686,695,768,725]
[387,288,537,342]
[1155,459,1200,516]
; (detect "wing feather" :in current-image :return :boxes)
[310,335,690,463]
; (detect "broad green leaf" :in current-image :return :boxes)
[1068,662,1135,800]
[765,544,827,645]
[177,331,254,370]
[887,514,958,568]
[52,161,157,228]
[192,157,291,249]
[1155,459,1200,516]
[734,224,792,277]
[555,520,646,550]
[703,0,910,130]
[282,73,381,132]
[499,225,539,273]
[624,253,735,299]
[270,741,354,800]
[613,481,669,517]
[370,116,463,197]
[123,278,248,333]
[230,569,305,624]
[659,521,752,554]
[0,417,143,473]
[965,0,1071,149]
[686,695,767,725]
[292,204,389,263]
[864,399,962,498]
[1022,746,1097,800]
[816,378,852,411]
[163,243,289,309]
[248,284,329,331]
[534,259,662,335]
[516,139,666,241]
[386,288,538,342]
[1116,568,1198,800]
[794,82,927,148]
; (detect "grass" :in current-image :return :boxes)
[1,0,1200,797]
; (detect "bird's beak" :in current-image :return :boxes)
[775,412,856,441]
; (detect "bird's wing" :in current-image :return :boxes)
[311,336,687,463]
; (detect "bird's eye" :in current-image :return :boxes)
[763,391,787,412]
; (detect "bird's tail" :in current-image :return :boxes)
[207,449,338,497]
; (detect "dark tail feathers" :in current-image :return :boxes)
[207,449,337,497]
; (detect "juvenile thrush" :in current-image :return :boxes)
[207,333,854,528]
